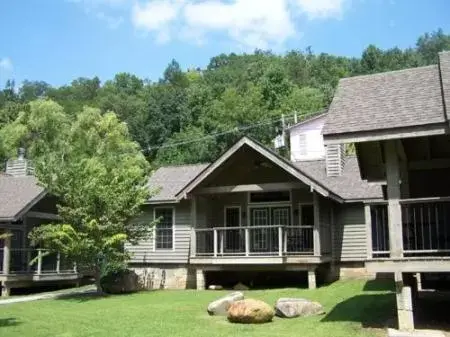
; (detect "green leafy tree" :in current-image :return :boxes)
[2,100,152,292]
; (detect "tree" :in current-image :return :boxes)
[417,29,450,64]
[2,100,152,292]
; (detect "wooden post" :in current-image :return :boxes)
[313,193,321,256]
[190,196,197,257]
[2,230,11,275]
[26,250,32,272]
[56,252,61,273]
[213,229,218,257]
[220,231,224,255]
[278,226,283,256]
[37,249,42,274]
[73,262,77,274]
[365,204,373,259]
[384,141,404,258]
[245,228,250,257]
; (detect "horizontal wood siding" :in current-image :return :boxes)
[126,200,191,264]
[334,203,367,261]
[319,198,332,255]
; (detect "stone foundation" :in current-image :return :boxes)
[130,265,196,290]
[337,262,376,280]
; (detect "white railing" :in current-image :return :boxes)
[194,225,314,257]
[0,248,76,275]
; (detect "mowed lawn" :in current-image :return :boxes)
[1,280,395,337]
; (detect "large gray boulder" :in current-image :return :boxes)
[207,291,244,316]
[228,299,274,324]
[275,298,325,318]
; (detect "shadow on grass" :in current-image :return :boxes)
[363,277,395,292]
[55,291,137,303]
[321,293,397,329]
[0,318,22,328]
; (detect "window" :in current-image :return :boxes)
[298,133,307,156]
[154,208,174,249]
[300,204,314,226]
[250,191,290,203]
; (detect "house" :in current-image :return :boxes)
[322,51,450,330]
[0,150,79,296]
[126,112,384,290]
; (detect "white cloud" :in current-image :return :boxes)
[0,57,13,72]
[182,0,295,49]
[131,0,185,43]
[292,0,347,19]
[68,0,127,29]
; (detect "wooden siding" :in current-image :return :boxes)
[5,159,34,177]
[319,197,332,255]
[333,203,367,261]
[126,200,192,264]
[325,144,345,177]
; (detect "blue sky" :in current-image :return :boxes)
[1,0,450,87]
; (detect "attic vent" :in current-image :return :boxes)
[5,148,35,177]
[326,144,345,177]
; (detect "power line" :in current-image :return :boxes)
[145,111,318,152]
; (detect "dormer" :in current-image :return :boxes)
[288,112,327,162]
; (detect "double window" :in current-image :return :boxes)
[154,208,174,250]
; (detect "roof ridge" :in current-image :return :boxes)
[156,163,210,169]
[340,64,437,82]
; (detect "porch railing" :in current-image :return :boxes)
[370,199,450,258]
[0,248,76,275]
[194,225,314,257]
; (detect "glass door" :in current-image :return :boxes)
[250,208,269,252]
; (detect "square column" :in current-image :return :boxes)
[308,270,317,290]
[196,269,205,290]
[2,229,11,275]
[1,282,10,297]
[395,272,414,331]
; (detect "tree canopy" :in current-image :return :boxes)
[1,29,449,167]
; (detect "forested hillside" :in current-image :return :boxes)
[1,29,449,167]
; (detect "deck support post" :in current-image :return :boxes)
[190,196,197,257]
[2,229,11,275]
[1,282,10,297]
[56,252,61,273]
[37,249,42,274]
[196,269,205,290]
[365,204,373,259]
[395,272,414,331]
[313,193,321,256]
[308,269,317,290]
[384,140,404,258]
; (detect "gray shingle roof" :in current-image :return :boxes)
[0,175,45,220]
[440,51,450,122]
[323,64,447,135]
[147,164,208,202]
[293,157,383,200]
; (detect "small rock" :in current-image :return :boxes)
[228,299,274,324]
[208,285,224,290]
[233,282,249,290]
[275,298,325,318]
[207,291,244,316]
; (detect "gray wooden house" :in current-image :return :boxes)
[0,151,79,296]
[126,113,384,290]
[323,51,450,330]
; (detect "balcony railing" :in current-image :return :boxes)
[371,198,450,258]
[0,248,76,275]
[194,225,314,257]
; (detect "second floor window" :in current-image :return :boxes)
[154,208,174,249]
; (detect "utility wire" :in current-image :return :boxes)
[145,111,318,152]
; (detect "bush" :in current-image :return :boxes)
[100,268,139,294]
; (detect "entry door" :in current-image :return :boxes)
[251,208,269,252]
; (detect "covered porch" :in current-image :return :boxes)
[177,138,334,274]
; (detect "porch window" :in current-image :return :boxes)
[250,191,290,203]
[154,208,174,250]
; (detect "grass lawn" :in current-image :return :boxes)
[0,279,396,337]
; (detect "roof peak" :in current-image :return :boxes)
[340,64,437,82]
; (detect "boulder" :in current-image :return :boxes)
[233,282,249,290]
[275,298,325,318]
[227,299,274,324]
[208,285,224,290]
[207,291,244,316]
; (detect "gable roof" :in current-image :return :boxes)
[286,111,328,131]
[175,137,342,202]
[293,157,383,201]
[0,175,46,221]
[323,51,450,142]
[147,163,208,204]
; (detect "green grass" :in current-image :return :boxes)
[0,280,395,337]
